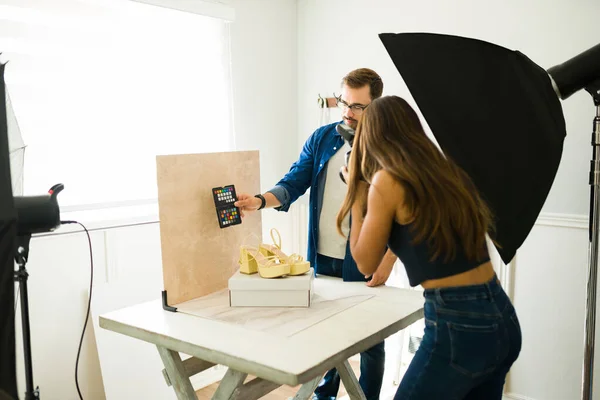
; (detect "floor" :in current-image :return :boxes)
[194,353,405,399]
[194,357,358,399]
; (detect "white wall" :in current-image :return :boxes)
[228,0,301,253]
[297,0,600,399]
[297,0,597,216]
[508,216,589,400]
[12,1,300,399]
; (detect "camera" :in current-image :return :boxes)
[336,124,355,184]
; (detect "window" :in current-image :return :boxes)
[1,1,234,208]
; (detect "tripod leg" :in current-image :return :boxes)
[14,235,39,400]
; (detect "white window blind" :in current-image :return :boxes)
[1,0,234,208]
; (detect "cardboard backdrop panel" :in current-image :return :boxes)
[156,150,262,306]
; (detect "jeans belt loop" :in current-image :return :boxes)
[435,289,445,306]
[485,282,494,301]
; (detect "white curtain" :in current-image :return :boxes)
[1,0,234,207]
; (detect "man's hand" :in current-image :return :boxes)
[234,193,262,218]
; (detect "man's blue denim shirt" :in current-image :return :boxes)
[267,121,365,282]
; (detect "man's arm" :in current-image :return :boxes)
[235,128,321,214]
[263,192,281,208]
[234,192,281,217]
[268,131,318,212]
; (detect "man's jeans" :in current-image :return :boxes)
[313,254,385,400]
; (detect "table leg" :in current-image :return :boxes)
[336,359,366,400]
[156,345,198,400]
[292,375,322,400]
[211,368,248,400]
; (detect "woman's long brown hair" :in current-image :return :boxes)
[336,95,495,263]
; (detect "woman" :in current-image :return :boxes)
[337,95,522,399]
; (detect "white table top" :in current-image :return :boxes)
[99,276,424,386]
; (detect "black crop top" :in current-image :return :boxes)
[387,221,490,287]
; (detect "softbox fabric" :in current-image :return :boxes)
[0,62,18,400]
[6,89,24,196]
[379,32,566,264]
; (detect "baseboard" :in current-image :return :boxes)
[536,212,587,229]
[503,393,536,400]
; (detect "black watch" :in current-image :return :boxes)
[254,194,266,210]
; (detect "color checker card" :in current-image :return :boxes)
[212,185,242,228]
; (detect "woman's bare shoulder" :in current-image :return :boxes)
[371,169,404,195]
[371,170,412,224]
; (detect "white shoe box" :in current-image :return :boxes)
[228,268,314,307]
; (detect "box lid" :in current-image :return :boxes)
[228,268,314,291]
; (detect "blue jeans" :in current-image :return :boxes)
[313,254,385,400]
[394,276,522,399]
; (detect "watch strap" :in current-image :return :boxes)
[254,194,266,210]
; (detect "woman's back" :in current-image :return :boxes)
[388,219,490,287]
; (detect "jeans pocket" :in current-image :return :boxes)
[448,321,501,378]
[510,312,522,337]
[508,310,523,361]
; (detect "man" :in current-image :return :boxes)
[235,68,397,400]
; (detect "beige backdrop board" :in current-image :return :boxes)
[156,150,262,306]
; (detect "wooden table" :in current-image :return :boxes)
[99,275,424,400]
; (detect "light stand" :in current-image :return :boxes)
[11,183,64,400]
[1,59,66,400]
[582,79,600,400]
[13,234,37,400]
[548,41,600,398]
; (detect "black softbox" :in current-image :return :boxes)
[0,62,18,399]
[379,32,568,265]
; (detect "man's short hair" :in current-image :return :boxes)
[341,68,383,100]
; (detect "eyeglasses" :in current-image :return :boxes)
[335,96,369,115]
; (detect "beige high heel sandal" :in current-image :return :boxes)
[239,245,291,278]
[259,228,310,276]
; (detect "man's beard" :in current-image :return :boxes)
[344,117,357,129]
